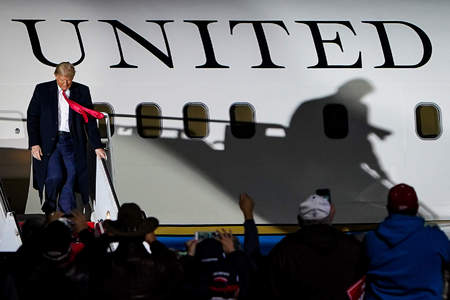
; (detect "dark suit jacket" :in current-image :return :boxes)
[27,80,103,203]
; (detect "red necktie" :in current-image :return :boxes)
[62,90,104,123]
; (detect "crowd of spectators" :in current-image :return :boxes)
[1,183,450,300]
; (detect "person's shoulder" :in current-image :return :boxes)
[35,80,55,89]
[421,225,450,254]
[270,231,302,253]
[363,230,376,241]
[268,234,290,253]
[226,249,250,263]
[424,224,448,240]
[281,231,302,242]
[330,227,362,247]
[70,82,91,100]
[71,81,89,90]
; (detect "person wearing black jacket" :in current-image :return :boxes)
[91,203,184,300]
[12,211,90,300]
[182,229,252,300]
[267,193,366,300]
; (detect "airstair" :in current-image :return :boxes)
[90,113,120,223]
[0,180,22,251]
[0,114,120,251]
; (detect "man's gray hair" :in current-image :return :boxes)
[54,62,75,78]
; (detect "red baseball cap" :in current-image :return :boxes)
[387,183,419,214]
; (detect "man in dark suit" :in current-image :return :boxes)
[27,62,107,214]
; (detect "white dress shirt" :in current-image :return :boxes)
[57,86,70,132]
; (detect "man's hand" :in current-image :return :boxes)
[185,239,198,256]
[31,145,43,161]
[71,210,88,233]
[217,229,236,254]
[47,211,64,223]
[95,148,107,160]
[239,193,255,220]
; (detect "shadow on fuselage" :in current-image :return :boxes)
[142,79,394,224]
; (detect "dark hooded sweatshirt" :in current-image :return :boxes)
[267,224,365,300]
[364,214,450,300]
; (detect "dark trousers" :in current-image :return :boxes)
[44,134,76,213]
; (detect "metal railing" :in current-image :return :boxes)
[0,180,22,251]
[91,113,120,222]
[0,180,11,217]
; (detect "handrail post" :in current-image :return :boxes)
[97,113,114,183]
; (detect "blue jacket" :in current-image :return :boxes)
[364,214,450,300]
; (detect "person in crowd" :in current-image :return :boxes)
[239,193,271,299]
[27,62,106,214]
[182,228,252,299]
[13,211,91,300]
[267,192,365,300]
[96,202,183,300]
[364,183,450,300]
[239,193,261,267]
[0,270,18,300]
[0,254,18,300]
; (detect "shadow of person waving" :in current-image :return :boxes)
[130,78,392,225]
[287,78,391,223]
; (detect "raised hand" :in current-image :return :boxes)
[239,193,255,220]
[217,229,235,254]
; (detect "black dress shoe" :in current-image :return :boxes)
[41,200,56,215]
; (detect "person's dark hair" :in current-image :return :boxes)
[195,238,224,262]
[21,215,46,244]
[116,203,146,232]
[40,220,72,261]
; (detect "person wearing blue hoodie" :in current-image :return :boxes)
[364,183,450,300]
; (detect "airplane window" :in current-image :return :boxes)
[136,103,162,138]
[93,102,115,137]
[323,104,348,139]
[416,104,441,139]
[230,103,255,138]
[183,103,209,138]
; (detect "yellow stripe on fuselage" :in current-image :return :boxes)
[154,220,450,236]
[155,225,299,235]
